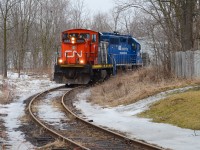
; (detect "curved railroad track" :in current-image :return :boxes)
[28,86,164,150]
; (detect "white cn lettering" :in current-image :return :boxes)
[65,50,82,58]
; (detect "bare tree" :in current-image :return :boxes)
[91,12,112,32]
[113,0,199,76]
[36,0,70,69]
[115,8,146,37]
[179,0,196,51]
[0,0,19,78]
[11,0,38,77]
[111,7,121,32]
[146,0,196,51]
[0,31,2,75]
[69,0,90,28]
[0,0,91,76]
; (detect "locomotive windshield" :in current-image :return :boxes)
[79,33,90,39]
[62,33,91,43]
[62,33,70,43]
[69,33,78,38]
[68,33,90,39]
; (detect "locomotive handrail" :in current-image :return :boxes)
[109,54,117,75]
[111,54,137,64]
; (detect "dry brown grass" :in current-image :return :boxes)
[0,90,11,104]
[51,98,65,111]
[19,114,30,123]
[89,67,200,107]
[37,139,66,150]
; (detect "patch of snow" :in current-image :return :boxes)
[37,90,70,129]
[0,72,64,150]
[74,87,200,150]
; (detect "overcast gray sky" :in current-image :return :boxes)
[84,0,115,13]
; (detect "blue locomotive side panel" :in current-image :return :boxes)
[99,32,142,67]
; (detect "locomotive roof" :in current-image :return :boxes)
[100,32,132,37]
[63,28,98,34]
[100,32,140,44]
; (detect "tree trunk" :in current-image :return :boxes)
[3,18,7,78]
[181,0,195,51]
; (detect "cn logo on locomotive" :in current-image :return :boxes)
[65,50,82,58]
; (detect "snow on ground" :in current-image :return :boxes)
[0,72,63,150]
[75,87,200,150]
[1,72,200,150]
[37,90,70,129]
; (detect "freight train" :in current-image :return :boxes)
[54,29,142,84]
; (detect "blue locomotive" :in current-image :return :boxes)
[99,32,143,75]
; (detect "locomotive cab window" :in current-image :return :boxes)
[137,44,141,50]
[62,33,68,40]
[92,34,97,43]
[62,33,70,43]
[69,33,79,38]
[132,43,137,50]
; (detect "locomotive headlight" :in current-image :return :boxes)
[58,58,63,64]
[71,37,76,44]
[79,59,84,64]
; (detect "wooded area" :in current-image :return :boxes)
[1,0,200,78]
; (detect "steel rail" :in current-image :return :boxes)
[61,87,164,150]
[28,86,89,150]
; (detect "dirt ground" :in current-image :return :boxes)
[0,118,7,144]
[0,87,13,147]
[0,91,10,146]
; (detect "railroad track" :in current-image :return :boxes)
[28,86,164,150]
